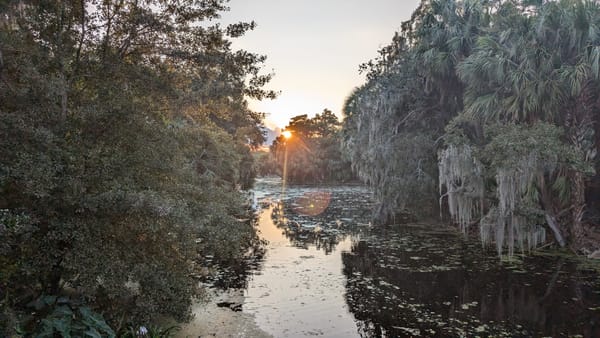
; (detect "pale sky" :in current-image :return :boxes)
[219,0,421,129]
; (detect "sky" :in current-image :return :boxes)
[219,0,421,129]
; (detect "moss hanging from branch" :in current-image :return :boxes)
[440,123,584,255]
[483,155,547,256]
[438,144,484,233]
[478,123,585,255]
[481,207,546,257]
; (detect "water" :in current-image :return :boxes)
[243,206,358,337]
[191,177,600,337]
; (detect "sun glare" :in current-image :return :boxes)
[282,130,292,139]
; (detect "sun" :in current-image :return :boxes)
[282,130,292,139]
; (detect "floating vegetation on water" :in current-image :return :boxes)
[200,178,600,337]
[268,185,375,255]
[342,220,600,337]
[460,301,478,310]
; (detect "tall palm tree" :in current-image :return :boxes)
[456,0,600,249]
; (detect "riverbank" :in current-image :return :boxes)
[176,288,271,338]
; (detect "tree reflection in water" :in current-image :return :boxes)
[342,226,600,337]
[202,179,600,337]
[271,185,374,255]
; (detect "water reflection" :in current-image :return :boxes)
[342,225,600,337]
[199,251,266,290]
[243,204,361,337]
[269,180,600,337]
[271,184,374,255]
[197,178,600,338]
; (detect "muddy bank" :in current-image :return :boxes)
[176,288,271,338]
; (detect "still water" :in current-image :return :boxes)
[201,177,600,337]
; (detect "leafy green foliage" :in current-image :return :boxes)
[483,123,586,174]
[342,0,487,222]
[270,110,354,184]
[342,0,600,252]
[30,297,115,338]
[0,0,272,333]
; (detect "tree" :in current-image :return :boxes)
[342,0,490,223]
[270,110,354,184]
[342,0,600,254]
[0,0,273,334]
[449,0,599,251]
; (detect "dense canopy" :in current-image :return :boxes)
[341,0,600,254]
[0,0,272,335]
[268,109,354,184]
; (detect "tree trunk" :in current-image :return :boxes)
[544,212,566,247]
[59,72,68,121]
[571,170,587,247]
[566,80,597,250]
[539,174,567,247]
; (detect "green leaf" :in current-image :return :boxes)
[52,305,73,317]
[38,319,55,337]
[84,328,103,338]
[42,295,57,306]
[79,307,115,336]
[51,318,71,338]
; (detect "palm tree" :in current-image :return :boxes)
[342,0,493,223]
[456,0,600,249]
